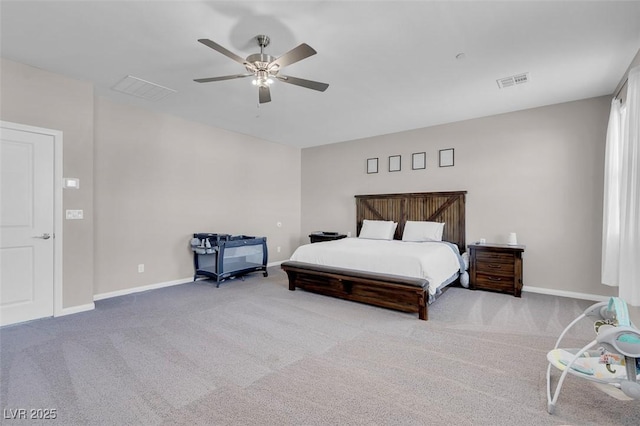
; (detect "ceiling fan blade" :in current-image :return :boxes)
[194,74,253,83]
[269,43,317,69]
[198,39,248,67]
[259,86,271,104]
[276,75,329,92]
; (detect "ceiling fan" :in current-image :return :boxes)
[194,35,329,104]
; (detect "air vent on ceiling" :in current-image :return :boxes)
[497,72,529,89]
[112,75,176,101]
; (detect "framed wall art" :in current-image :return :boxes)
[367,157,379,174]
[389,155,401,172]
[412,152,426,170]
[439,148,454,167]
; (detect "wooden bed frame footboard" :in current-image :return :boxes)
[281,261,429,320]
[283,191,466,321]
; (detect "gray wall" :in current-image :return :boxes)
[0,55,620,309]
[93,97,301,295]
[1,58,95,309]
[301,97,617,298]
[1,58,301,307]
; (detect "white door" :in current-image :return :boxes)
[1,125,55,326]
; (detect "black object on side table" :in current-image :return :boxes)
[192,233,268,287]
[309,231,348,243]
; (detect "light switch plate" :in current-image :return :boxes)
[66,209,83,220]
[63,178,80,189]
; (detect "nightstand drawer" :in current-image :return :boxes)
[475,273,515,293]
[475,251,513,264]
[475,257,514,277]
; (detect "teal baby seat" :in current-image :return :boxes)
[546,297,640,414]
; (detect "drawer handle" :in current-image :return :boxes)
[487,277,502,282]
[487,264,502,269]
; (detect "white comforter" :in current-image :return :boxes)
[289,238,462,296]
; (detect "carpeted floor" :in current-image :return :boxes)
[1,266,639,425]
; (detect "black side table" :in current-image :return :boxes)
[309,232,347,243]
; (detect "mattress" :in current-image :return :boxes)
[289,238,464,296]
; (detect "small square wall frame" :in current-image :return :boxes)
[412,152,426,170]
[367,157,379,174]
[439,148,454,167]
[389,155,401,172]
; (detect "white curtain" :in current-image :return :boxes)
[602,66,640,305]
[602,98,622,286]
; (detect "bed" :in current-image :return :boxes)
[281,191,467,320]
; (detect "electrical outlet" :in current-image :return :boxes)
[138,264,144,273]
[277,246,281,253]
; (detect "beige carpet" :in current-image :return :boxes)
[1,267,638,425]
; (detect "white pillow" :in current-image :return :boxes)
[402,221,445,242]
[358,219,397,240]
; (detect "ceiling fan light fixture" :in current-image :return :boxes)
[194,34,329,104]
[252,72,274,87]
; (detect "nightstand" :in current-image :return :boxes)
[309,232,347,243]
[468,243,525,297]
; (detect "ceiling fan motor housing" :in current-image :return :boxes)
[246,53,278,87]
[246,53,277,72]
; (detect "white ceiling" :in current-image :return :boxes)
[2,1,639,148]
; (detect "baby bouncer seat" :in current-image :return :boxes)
[546,297,640,414]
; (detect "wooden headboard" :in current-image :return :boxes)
[355,191,467,251]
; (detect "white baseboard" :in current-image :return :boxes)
[522,285,610,302]
[94,264,284,303]
[56,302,95,317]
[267,260,284,268]
[51,277,613,319]
[92,273,610,304]
[94,277,192,301]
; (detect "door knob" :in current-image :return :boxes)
[34,233,51,240]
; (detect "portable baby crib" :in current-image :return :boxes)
[546,297,640,414]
